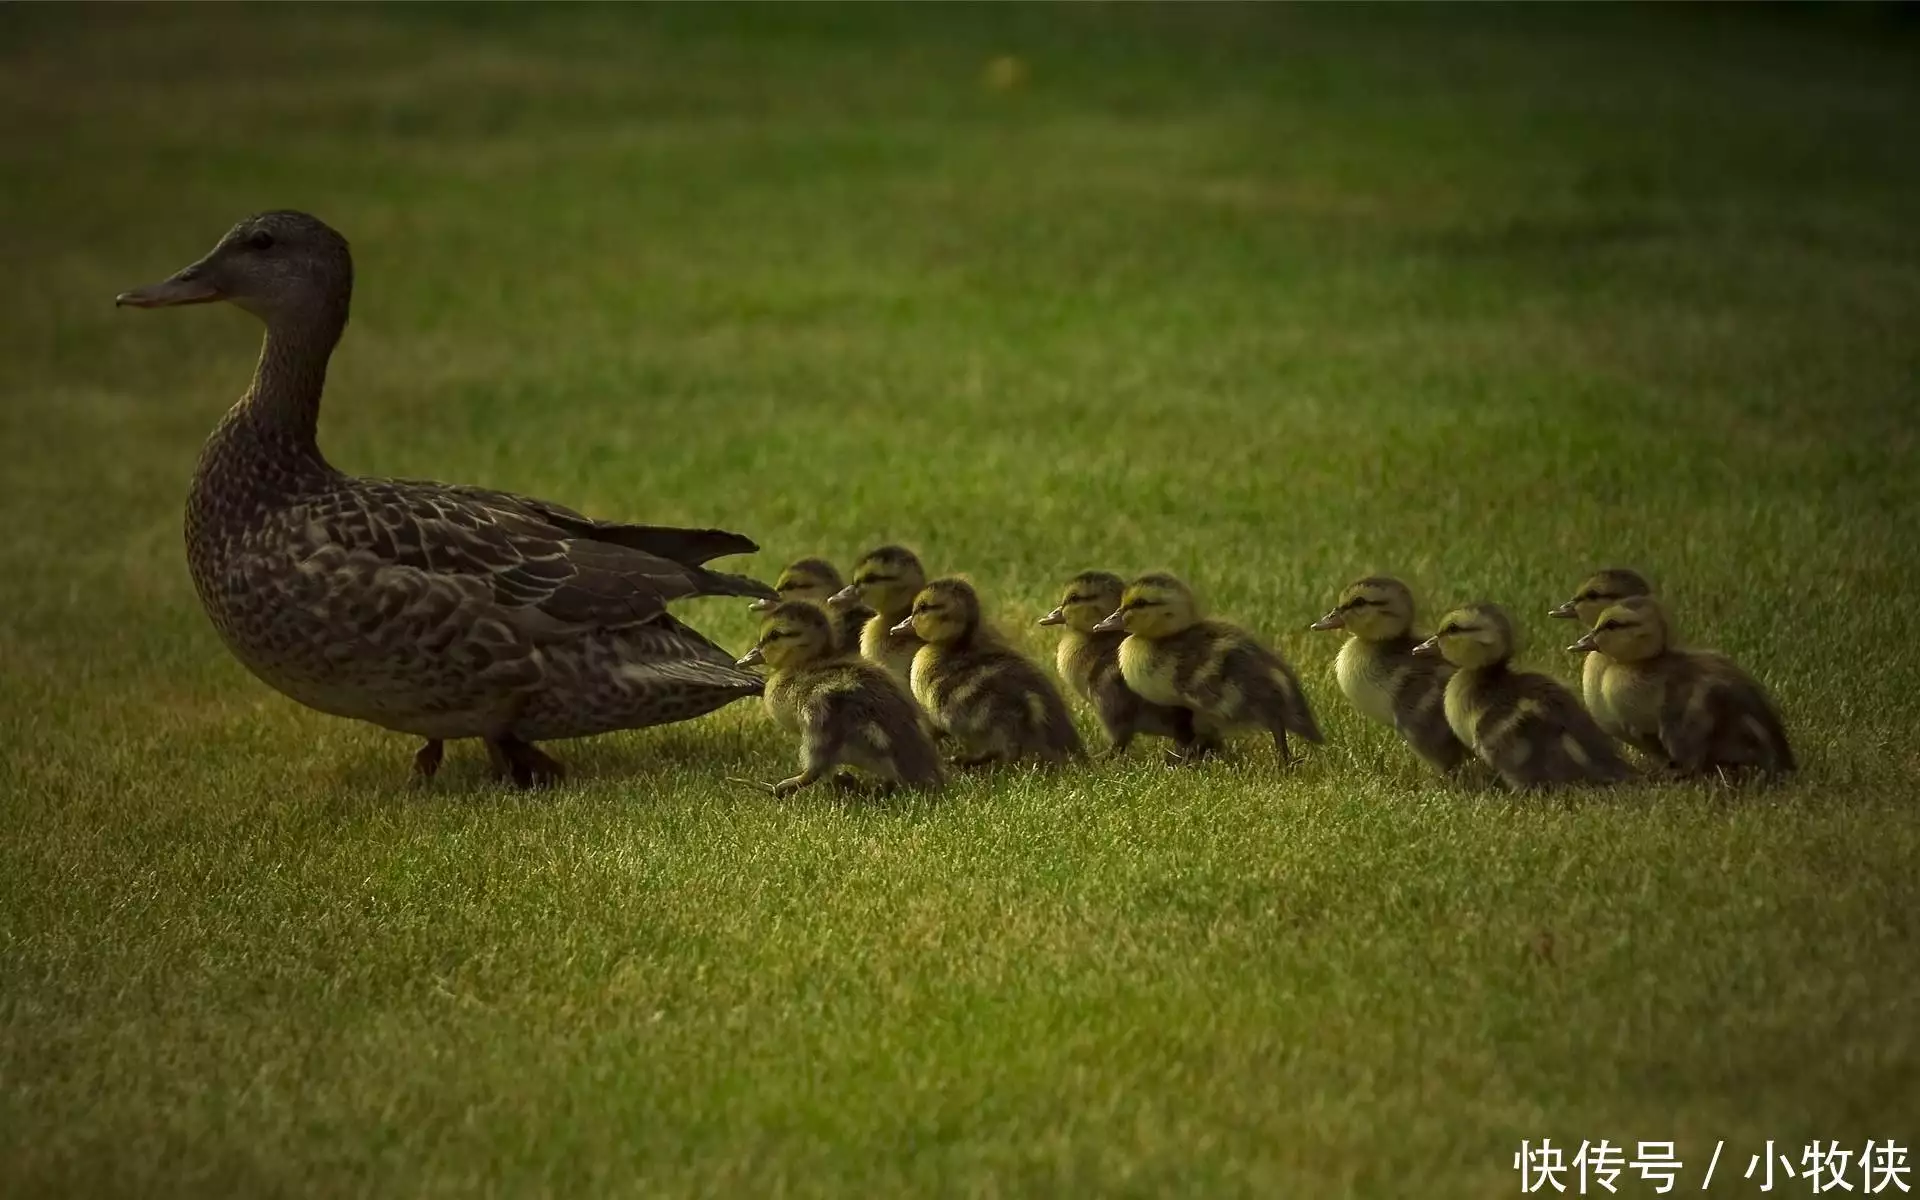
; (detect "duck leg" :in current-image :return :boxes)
[412,739,446,784]
[484,735,567,789]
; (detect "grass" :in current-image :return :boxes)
[3,3,1919,1195]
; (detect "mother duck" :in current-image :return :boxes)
[117,211,773,786]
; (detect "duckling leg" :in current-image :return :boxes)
[412,739,445,784]
[484,735,566,789]
[1270,728,1295,767]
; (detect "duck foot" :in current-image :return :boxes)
[485,736,566,789]
[412,739,446,786]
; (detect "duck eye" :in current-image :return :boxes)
[1598,619,1624,632]
[246,230,275,251]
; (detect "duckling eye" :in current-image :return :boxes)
[246,230,275,252]
[1597,619,1625,632]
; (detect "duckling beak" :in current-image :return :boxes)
[747,597,777,613]
[1036,607,1066,627]
[1567,632,1599,654]
[828,585,860,607]
[1547,601,1578,620]
[889,615,916,636]
[1091,610,1126,634]
[115,266,223,309]
[735,646,765,668]
[1411,636,1441,657]
[1309,610,1345,631]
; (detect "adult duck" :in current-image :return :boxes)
[117,211,773,787]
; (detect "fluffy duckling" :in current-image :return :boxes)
[1309,577,1467,773]
[736,601,944,797]
[1038,570,1206,759]
[1548,567,1655,730]
[898,578,1085,766]
[1415,603,1632,791]
[831,545,929,689]
[749,557,873,658]
[1093,574,1322,765]
[1568,596,1795,778]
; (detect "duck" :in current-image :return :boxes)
[1414,603,1633,791]
[1092,574,1321,765]
[830,544,928,689]
[898,578,1085,766]
[1547,567,1654,732]
[748,557,873,659]
[1038,570,1207,760]
[1567,596,1795,778]
[115,211,774,787]
[1309,576,1467,773]
[735,601,944,796]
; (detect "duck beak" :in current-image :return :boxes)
[116,264,222,309]
[828,585,860,606]
[1309,610,1345,631]
[1037,607,1065,627]
[735,646,765,668]
[889,615,916,636]
[1567,632,1599,654]
[1411,636,1441,657]
[1091,610,1126,634]
[747,597,778,613]
[1547,601,1578,620]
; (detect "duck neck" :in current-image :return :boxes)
[232,300,347,468]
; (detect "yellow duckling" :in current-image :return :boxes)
[1309,576,1467,773]
[1567,596,1795,778]
[831,544,929,689]
[748,556,873,658]
[1548,567,1654,731]
[898,577,1085,766]
[1093,573,1322,765]
[735,601,944,797]
[1038,570,1208,759]
[1414,603,1632,791]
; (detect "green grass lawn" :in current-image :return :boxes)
[4,4,1919,1195]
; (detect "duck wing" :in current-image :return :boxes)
[438,485,760,566]
[311,477,773,641]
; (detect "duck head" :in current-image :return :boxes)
[117,210,353,325]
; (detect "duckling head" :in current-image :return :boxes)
[117,211,354,325]
[1038,570,1126,633]
[831,545,926,618]
[1549,567,1653,627]
[750,557,845,614]
[1567,596,1670,662]
[895,577,982,646]
[736,601,836,671]
[1311,576,1416,641]
[1414,603,1516,670]
[1091,573,1200,639]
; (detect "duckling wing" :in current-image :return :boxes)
[313,478,773,640]
[1507,673,1634,786]
[1659,655,1796,775]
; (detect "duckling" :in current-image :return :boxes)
[1309,577,1467,773]
[898,578,1085,766]
[1548,567,1654,732]
[735,601,944,797]
[748,557,873,658]
[1414,603,1633,791]
[1038,570,1207,759]
[1092,574,1322,765]
[830,545,928,689]
[1567,597,1794,778]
